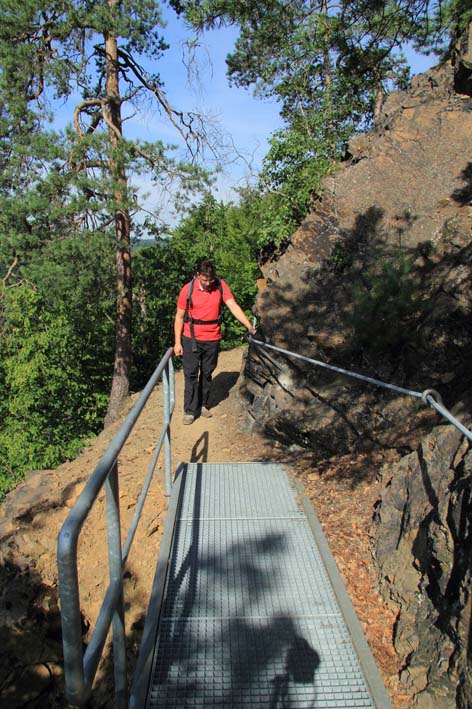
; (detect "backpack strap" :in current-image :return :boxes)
[183,277,224,352]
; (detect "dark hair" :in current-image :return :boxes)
[197,258,217,279]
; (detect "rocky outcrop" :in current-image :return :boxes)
[453,20,472,95]
[375,426,472,708]
[243,57,472,459]
[242,45,472,709]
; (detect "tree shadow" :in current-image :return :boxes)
[244,202,472,480]
[0,559,72,707]
[451,162,472,205]
[146,464,325,707]
[0,551,161,708]
[410,435,472,641]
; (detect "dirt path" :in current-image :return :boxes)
[0,346,409,708]
[0,347,272,707]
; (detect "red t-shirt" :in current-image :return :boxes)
[177,278,233,341]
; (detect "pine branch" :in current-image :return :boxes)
[116,47,204,155]
[74,100,103,136]
[1,257,36,291]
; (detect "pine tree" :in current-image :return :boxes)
[0,0,209,424]
[172,0,457,243]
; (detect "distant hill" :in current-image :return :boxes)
[132,238,156,251]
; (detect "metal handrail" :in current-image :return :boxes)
[57,347,175,707]
[58,336,471,707]
[249,337,472,443]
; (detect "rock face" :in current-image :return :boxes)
[375,426,472,708]
[243,59,472,458]
[242,47,472,708]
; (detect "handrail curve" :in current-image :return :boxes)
[57,347,175,707]
[249,337,472,443]
[59,337,471,707]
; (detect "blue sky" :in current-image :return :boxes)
[93,6,435,226]
[130,7,438,224]
[130,11,283,221]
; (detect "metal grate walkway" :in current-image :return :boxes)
[130,462,392,708]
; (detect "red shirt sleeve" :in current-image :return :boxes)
[220,278,233,302]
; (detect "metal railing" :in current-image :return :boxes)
[57,347,175,708]
[249,337,472,443]
[57,336,471,708]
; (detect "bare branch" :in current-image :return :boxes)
[2,257,37,291]
[117,47,204,152]
[74,99,103,136]
[2,256,18,287]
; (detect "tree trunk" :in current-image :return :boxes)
[320,0,335,157]
[373,73,384,123]
[104,1,133,427]
[320,0,332,91]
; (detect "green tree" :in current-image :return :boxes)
[0,283,111,498]
[404,1,471,56]
[132,236,188,388]
[173,0,457,245]
[0,0,209,426]
[0,230,118,496]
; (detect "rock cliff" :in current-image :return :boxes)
[243,43,472,708]
[244,58,471,456]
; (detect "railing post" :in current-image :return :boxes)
[57,521,89,705]
[105,461,127,708]
[169,356,175,415]
[163,363,172,496]
[58,348,175,707]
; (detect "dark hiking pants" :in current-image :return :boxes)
[182,336,220,416]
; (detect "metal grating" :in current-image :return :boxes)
[177,462,302,519]
[145,463,387,708]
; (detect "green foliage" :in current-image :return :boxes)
[329,241,354,273]
[0,229,116,498]
[413,0,472,57]
[257,124,332,245]
[0,0,212,494]
[0,0,463,498]
[175,0,464,253]
[132,194,259,386]
[351,258,424,355]
[132,237,188,388]
[0,284,110,499]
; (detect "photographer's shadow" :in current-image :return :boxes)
[270,636,321,708]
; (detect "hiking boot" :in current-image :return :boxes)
[183,414,195,425]
[200,406,213,418]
